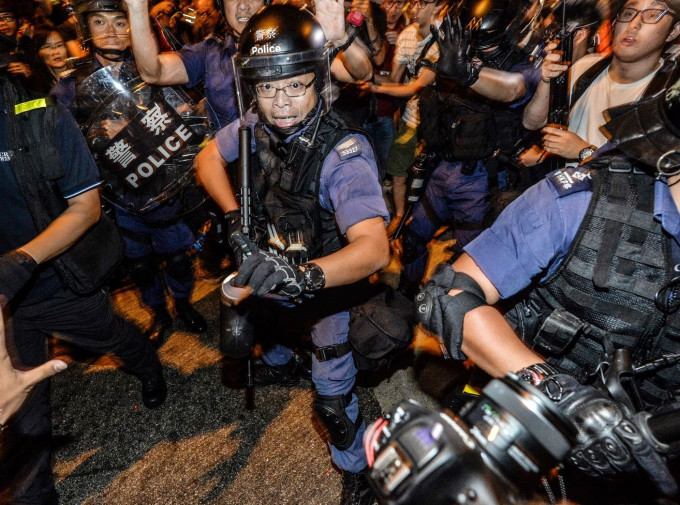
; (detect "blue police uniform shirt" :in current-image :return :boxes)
[214,110,390,233]
[178,36,238,129]
[0,94,101,304]
[464,157,680,300]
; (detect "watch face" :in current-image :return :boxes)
[580,148,594,161]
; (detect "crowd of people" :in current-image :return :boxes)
[0,0,679,504]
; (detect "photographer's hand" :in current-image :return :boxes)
[540,373,679,496]
[0,307,67,427]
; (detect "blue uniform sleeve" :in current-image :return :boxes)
[214,111,258,162]
[508,60,541,109]
[54,103,101,199]
[320,134,390,235]
[178,40,211,89]
[464,177,592,299]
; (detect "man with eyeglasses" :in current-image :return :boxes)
[0,0,34,82]
[195,5,389,504]
[523,0,680,165]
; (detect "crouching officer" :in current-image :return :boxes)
[415,67,680,503]
[194,5,390,504]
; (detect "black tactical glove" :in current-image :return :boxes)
[231,232,306,298]
[431,14,481,86]
[414,263,486,360]
[541,374,679,496]
[0,250,38,303]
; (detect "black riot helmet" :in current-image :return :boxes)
[73,0,130,62]
[456,0,530,50]
[232,4,332,119]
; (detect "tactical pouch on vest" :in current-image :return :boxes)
[450,112,494,161]
[54,213,125,294]
[348,283,414,370]
[533,308,590,356]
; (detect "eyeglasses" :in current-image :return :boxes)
[254,77,316,98]
[615,7,674,23]
[39,42,66,51]
[0,15,16,24]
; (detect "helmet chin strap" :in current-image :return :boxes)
[93,46,131,62]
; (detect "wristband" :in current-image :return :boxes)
[516,362,560,387]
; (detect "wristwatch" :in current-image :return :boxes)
[300,262,326,292]
[578,146,596,162]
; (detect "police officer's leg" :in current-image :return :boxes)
[153,220,207,333]
[447,163,489,254]
[311,310,374,504]
[25,288,166,409]
[1,313,56,505]
[116,211,171,342]
[400,161,456,294]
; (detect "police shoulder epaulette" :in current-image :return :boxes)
[14,97,55,115]
[334,136,362,160]
[546,166,593,197]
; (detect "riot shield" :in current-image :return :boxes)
[76,62,212,215]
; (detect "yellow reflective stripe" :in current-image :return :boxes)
[14,98,50,115]
[462,384,480,396]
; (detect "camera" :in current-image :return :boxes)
[365,375,578,505]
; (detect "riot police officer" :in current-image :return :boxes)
[396,0,540,296]
[415,3,680,500]
[52,0,208,343]
[194,5,390,504]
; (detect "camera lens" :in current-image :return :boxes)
[459,376,577,488]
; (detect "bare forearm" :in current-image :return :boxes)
[461,306,544,377]
[195,144,239,213]
[469,68,527,103]
[20,189,101,264]
[522,79,550,130]
[313,218,389,288]
[338,39,373,82]
[126,1,189,84]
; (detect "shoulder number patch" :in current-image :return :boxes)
[335,137,362,161]
[547,167,593,197]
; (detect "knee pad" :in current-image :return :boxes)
[164,251,193,282]
[125,255,156,291]
[313,391,362,451]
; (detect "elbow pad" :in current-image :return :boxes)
[414,263,487,359]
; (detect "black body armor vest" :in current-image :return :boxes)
[251,110,363,263]
[517,156,680,408]
[420,51,525,164]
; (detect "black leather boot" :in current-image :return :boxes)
[175,298,207,333]
[340,468,376,505]
[252,356,299,386]
[146,305,172,345]
[138,366,167,409]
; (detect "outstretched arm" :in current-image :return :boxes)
[123,0,190,85]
